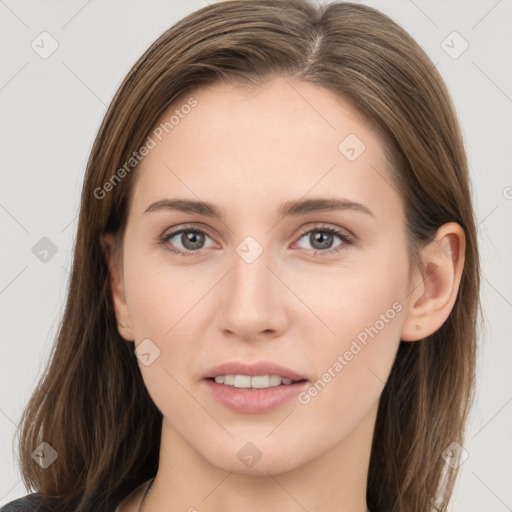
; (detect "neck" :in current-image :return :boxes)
[144,402,378,512]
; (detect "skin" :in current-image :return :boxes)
[103,77,465,512]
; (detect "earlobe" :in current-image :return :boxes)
[100,233,134,341]
[400,222,466,342]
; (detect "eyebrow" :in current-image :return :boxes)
[144,197,374,219]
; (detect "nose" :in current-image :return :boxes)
[216,243,289,341]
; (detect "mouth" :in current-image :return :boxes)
[201,361,310,414]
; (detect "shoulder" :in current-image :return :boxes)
[0,493,50,512]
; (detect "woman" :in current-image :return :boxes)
[2,0,480,511]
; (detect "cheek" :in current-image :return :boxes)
[122,250,208,413]
[291,244,407,414]
[123,242,206,340]
[123,246,220,388]
[290,241,407,346]
[290,292,404,454]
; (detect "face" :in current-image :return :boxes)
[110,77,414,476]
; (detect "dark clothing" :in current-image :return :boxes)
[0,476,150,511]
[1,494,59,512]
[1,494,50,512]
[0,487,129,512]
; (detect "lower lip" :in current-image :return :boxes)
[203,378,309,414]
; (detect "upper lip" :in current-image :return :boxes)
[203,360,308,382]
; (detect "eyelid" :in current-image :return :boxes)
[159,223,216,243]
[296,222,355,243]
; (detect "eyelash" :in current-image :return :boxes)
[158,224,354,258]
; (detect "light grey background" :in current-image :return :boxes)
[1,1,511,510]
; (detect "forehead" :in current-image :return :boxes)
[161,78,378,155]
[132,77,399,220]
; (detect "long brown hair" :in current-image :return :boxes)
[14,1,480,511]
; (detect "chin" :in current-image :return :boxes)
[199,441,308,477]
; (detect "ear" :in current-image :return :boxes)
[100,233,134,341]
[401,222,466,342]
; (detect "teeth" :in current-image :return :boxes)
[213,374,296,389]
[269,375,284,386]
